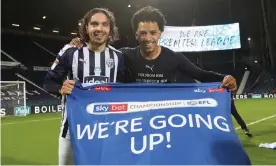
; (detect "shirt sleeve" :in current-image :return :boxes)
[43,49,72,94]
[116,52,126,83]
[176,53,226,82]
[118,47,133,83]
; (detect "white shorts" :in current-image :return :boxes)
[58,126,74,165]
[58,98,74,165]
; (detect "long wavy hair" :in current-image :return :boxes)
[78,8,119,44]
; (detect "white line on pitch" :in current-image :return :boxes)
[0,117,60,126]
[235,114,276,130]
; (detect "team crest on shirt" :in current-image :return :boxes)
[106,58,114,68]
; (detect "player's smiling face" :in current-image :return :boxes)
[86,13,110,45]
[136,21,161,53]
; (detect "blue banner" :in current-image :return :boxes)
[67,83,251,165]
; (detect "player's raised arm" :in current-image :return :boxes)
[176,53,237,92]
[176,52,225,82]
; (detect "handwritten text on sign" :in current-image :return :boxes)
[158,23,241,52]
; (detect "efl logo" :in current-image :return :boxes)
[208,88,225,93]
[187,101,197,106]
[186,99,217,107]
[94,85,111,92]
[94,104,128,113]
[187,100,211,106]
[198,100,211,105]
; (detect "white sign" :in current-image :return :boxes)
[158,23,241,52]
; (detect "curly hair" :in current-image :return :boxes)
[79,8,119,44]
[131,6,167,32]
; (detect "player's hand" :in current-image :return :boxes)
[70,37,83,48]
[220,75,237,92]
[59,80,75,95]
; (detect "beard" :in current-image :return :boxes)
[90,37,108,46]
[89,32,109,45]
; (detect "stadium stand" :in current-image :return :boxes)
[1,32,276,114]
[245,69,276,94]
[1,34,64,116]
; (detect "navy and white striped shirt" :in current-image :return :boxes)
[43,45,124,94]
[43,45,124,138]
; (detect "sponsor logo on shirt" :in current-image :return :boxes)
[145,65,154,72]
[84,76,108,84]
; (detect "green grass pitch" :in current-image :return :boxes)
[1,98,276,165]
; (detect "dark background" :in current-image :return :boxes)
[2,0,276,67]
[1,0,276,94]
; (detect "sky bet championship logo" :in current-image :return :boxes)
[86,98,218,115]
[94,104,128,113]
